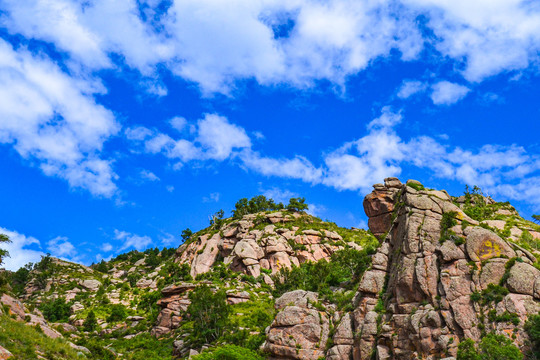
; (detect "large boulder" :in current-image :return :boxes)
[264,290,329,359]
[506,262,540,296]
[0,294,26,321]
[465,227,516,262]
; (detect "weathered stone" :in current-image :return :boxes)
[0,345,13,359]
[275,290,318,309]
[465,227,516,262]
[506,262,540,296]
[264,290,328,360]
[358,270,386,294]
[0,294,26,321]
[479,258,508,290]
[80,279,101,291]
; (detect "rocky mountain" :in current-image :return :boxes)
[1,179,540,360]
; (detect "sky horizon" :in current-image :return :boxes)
[1,0,540,271]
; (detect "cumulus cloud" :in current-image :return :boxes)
[140,170,160,182]
[114,229,153,251]
[0,227,45,271]
[47,236,76,258]
[0,39,119,197]
[2,0,540,95]
[397,80,427,99]
[127,113,252,165]
[430,81,470,105]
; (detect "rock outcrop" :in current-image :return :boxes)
[263,290,330,360]
[176,212,346,279]
[352,177,540,359]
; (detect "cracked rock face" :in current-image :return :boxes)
[352,178,540,360]
[263,290,330,360]
[175,212,345,279]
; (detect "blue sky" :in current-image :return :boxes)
[1,0,540,270]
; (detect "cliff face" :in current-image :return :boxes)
[352,178,540,359]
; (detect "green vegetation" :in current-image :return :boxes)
[80,334,174,360]
[83,310,97,332]
[40,297,71,323]
[209,209,225,228]
[487,310,520,325]
[0,234,10,265]
[440,211,459,243]
[0,314,81,359]
[407,182,425,191]
[272,247,375,310]
[457,333,522,360]
[232,195,284,218]
[470,284,509,305]
[192,345,264,360]
[187,285,231,347]
[181,228,193,242]
[107,304,127,323]
[525,314,540,359]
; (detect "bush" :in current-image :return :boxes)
[272,248,373,307]
[40,297,71,323]
[457,333,522,360]
[187,285,230,346]
[107,304,127,323]
[232,196,284,219]
[286,197,308,212]
[525,314,540,358]
[83,310,97,332]
[192,345,263,360]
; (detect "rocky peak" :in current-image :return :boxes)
[175,210,352,279]
[353,178,540,359]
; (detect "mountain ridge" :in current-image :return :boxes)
[1,178,540,359]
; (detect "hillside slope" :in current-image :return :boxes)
[1,182,540,359]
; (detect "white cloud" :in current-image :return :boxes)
[47,236,76,257]
[306,203,326,217]
[397,80,427,99]
[203,192,220,203]
[101,243,113,252]
[2,0,540,96]
[404,0,540,82]
[170,116,187,132]
[114,229,153,251]
[160,233,177,246]
[430,81,470,105]
[0,227,45,271]
[140,169,160,182]
[128,114,251,165]
[240,150,323,184]
[196,114,251,160]
[166,185,175,192]
[0,39,119,197]
[261,187,298,204]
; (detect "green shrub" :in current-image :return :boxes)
[83,310,97,332]
[272,248,373,308]
[232,196,284,219]
[107,304,127,323]
[40,297,71,323]
[440,211,458,243]
[525,314,540,358]
[192,345,263,360]
[187,285,230,347]
[457,333,522,360]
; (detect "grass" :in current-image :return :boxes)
[0,314,81,359]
